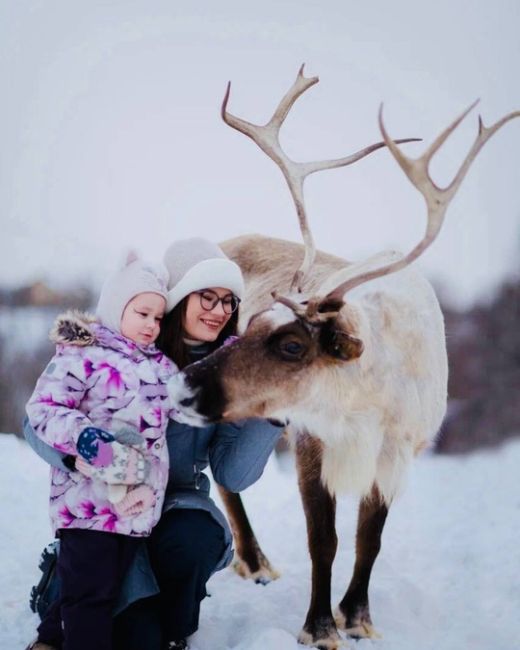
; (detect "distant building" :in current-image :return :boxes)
[0,281,93,309]
[27,281,62,306]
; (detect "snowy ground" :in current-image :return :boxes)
[1,433,519,650]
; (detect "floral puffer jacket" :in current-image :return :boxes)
[26,311,177,537]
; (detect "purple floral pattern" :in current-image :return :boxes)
[27,317,177,537]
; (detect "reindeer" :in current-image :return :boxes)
[168,67,519,649]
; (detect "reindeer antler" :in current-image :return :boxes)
[222,65,420,292]
[325,103,520,302]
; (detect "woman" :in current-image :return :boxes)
[24,237,283,650]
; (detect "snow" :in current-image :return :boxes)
[1,433,519,650]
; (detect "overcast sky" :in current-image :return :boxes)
[1,0,519,307]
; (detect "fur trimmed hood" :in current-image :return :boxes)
[49,309,162,360]
[49,310,98,346]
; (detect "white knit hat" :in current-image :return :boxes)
[96,251,169,333]
[163,238,244,312]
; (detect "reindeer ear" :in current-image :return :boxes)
[316,296,344,314]
[321,326,364,361]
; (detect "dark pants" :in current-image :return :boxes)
[38,529,140,650]
[113,509,226,650]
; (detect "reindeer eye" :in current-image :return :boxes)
[280,340,305,359]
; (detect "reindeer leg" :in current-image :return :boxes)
[335,484,388,639]
[217,484,280,584]
[295,434,343,650]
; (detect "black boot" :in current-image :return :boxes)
[25,641,57,650]
[167,640,188,650]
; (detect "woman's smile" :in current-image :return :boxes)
[200,316,224,331]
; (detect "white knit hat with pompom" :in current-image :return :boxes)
[96,251,169,333]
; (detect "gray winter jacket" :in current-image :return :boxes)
[24,415,282,613]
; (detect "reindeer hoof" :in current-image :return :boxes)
[334,606,381,639]
[231,557,280,584]
[298,619,348,649]
[345,623,381,640]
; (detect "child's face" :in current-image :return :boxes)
[120,293,166,346]
[183,287,233,342]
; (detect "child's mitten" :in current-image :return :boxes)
[75,444,148,485]
[77,427,117,466]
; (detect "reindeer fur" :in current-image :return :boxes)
[221,234,448,504]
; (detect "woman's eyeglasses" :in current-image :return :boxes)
[194,290,241,315]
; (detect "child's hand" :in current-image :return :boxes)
[75,444,149,485]
[113,485,155,517]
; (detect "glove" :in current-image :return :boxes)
[75,445,149,485]
[77,427,117,467]
[223,335,240,347]
[113,485,156,517]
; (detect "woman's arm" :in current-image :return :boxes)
[23,416,76,471]
[209,418,284,492]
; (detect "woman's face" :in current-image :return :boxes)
[183,287,235,342]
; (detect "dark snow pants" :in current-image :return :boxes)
[37,529,140,650]
[113,509,227,650]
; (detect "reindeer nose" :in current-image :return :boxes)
[180,396,195,407]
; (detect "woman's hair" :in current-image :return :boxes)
[156,295,239,369]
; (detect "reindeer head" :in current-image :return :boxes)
[168,67,519,427]
[168,292,365,426]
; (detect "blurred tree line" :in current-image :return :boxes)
[438,277,520,453]
[0,277,518,453]
[0,282,94,435]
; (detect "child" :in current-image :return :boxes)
[26,252,177,650]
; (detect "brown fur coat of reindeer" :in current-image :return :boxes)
[168,67,519,649]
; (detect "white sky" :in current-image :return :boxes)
[1,0,519,307]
